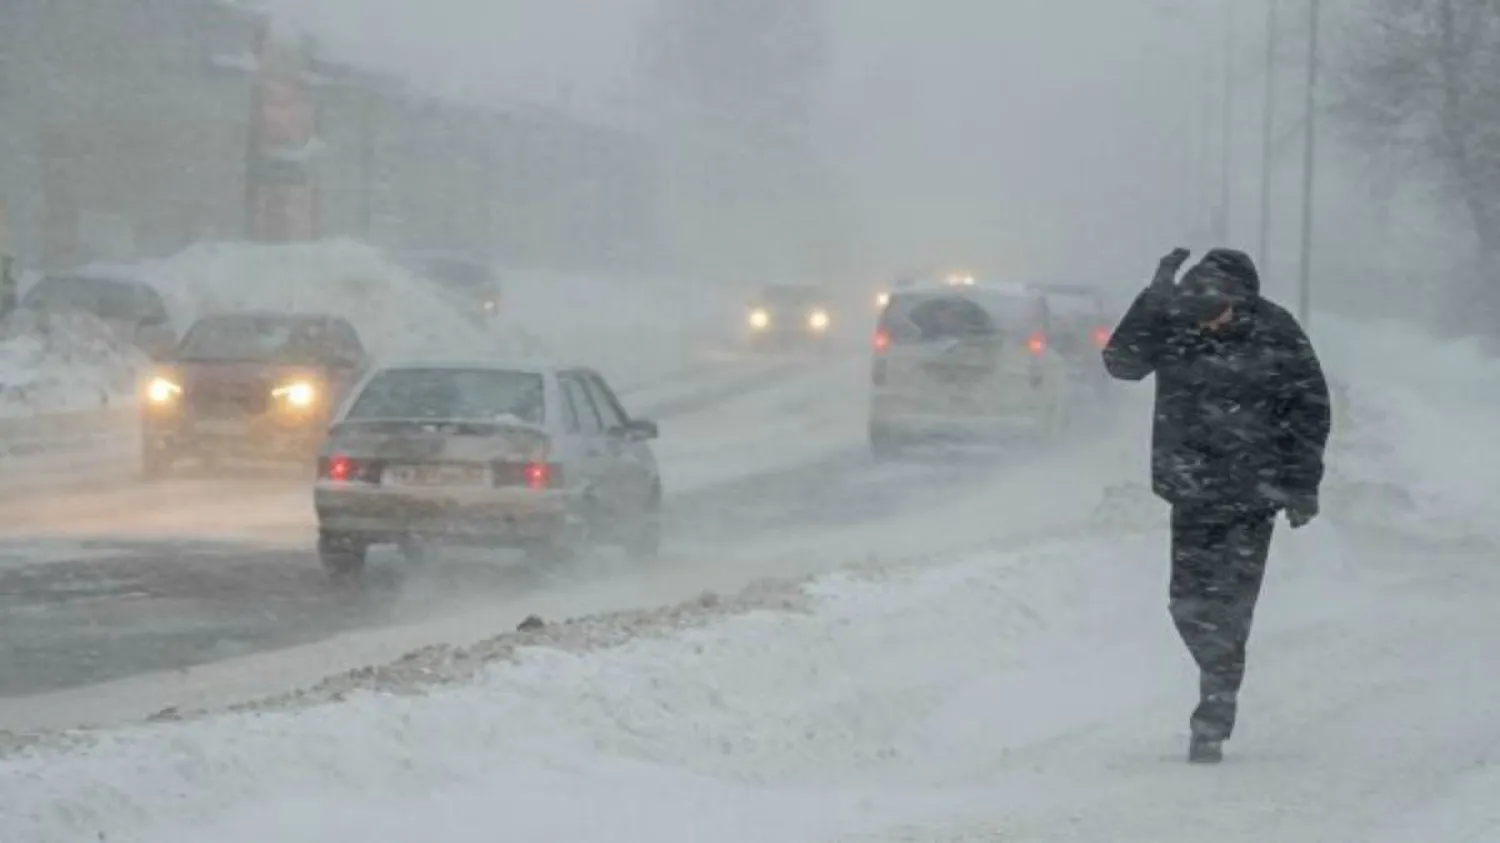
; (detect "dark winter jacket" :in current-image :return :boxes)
[1102,249,1331,511]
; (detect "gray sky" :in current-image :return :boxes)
[266,0,1415,308]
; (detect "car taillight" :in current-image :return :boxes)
[525,462,551,490]
[1027,332,1048,355]
[323,453,354,482]
[874,328,891,353]
[495,461,563,490]
[1093,326,1111,348]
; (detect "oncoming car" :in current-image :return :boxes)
[868,284,1072,457]
[745,284,834,349]
[313,362,662,580]
[140,312,369,477]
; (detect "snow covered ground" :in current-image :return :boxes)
[2,312,1497,842]
[5,515,1493,843]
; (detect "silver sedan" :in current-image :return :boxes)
[313,361,661,580]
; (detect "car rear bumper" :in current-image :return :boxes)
[314,483,575,546]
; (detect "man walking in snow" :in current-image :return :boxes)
[1102,247,1331,763]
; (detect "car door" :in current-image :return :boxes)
[581,370,655,513]
[557,372,611,512]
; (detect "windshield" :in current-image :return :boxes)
[345,368,545,424]
[177,315,350,364]
[22,276,149,321]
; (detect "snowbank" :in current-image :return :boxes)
[1316,314,1500,541]
[0,521,1357,843]
[95,241,501,362]
[0,310,147,416]
[83,242,740,392]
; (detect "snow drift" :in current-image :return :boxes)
[0,309,147,416]
[0,519,1383,843]
[89,240,501,362]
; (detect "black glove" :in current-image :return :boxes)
[1286,495,1319,529]
[1151,248,1192,290]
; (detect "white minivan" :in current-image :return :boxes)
[868,283,1072,457]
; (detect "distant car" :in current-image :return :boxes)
[395,251,502,322]
[20,271,176,359]
[140,311,370,477]
[868,283,1072,457]
[745,284,834,350]
[1027,283,1116,399]
[874,275,918,310]
[313,361,662,580]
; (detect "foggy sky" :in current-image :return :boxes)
[269,0,1439,317]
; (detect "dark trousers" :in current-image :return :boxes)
[1168,503,1275,741]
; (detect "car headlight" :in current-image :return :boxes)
[876,292,890,308]
[808,310,831,331]
[146,377,182,404]
[748,309,770,330]
[272,381,317,407]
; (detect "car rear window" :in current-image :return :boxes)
[880,292,1036,344]
[346,368,546,425]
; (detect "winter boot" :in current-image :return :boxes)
[1188,733,1223,764]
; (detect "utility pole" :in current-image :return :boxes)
[1296,0,1320,326]
[1259,0,1278,267]
[1216,0,1234,243]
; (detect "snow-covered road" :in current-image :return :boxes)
[2,304,1496,842]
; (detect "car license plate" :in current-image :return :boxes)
[383,464,489,488]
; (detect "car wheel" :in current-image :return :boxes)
[623,488,663,563]
[319,532,367,582]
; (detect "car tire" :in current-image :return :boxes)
[623,488,663,563]
[319,532,367,582]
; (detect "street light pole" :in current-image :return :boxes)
[1216,0,1234,243]
[1296,0,1320,326]
[1259,0,1278,267]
